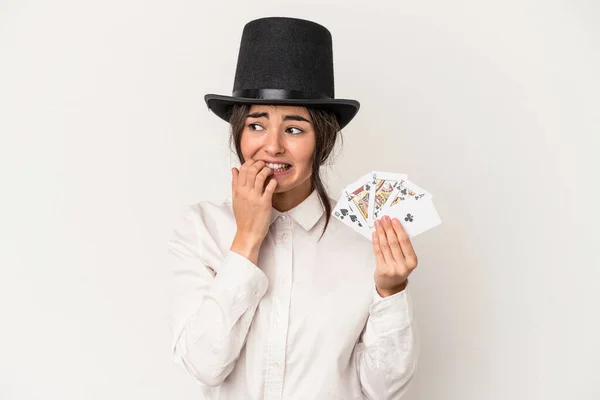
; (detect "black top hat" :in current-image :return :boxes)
[204,17,360,130]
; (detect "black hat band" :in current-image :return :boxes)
[232,88,331,100]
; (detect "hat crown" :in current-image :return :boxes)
[232,17,335,99]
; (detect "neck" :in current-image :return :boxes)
[272,179,312,212]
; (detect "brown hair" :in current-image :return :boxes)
[228,104,343,240]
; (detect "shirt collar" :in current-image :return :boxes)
[269,190,325,231]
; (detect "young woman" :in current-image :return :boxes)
[168,17,419,400]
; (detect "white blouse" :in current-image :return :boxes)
[167,189,419,399]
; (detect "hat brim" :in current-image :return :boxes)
[204,94,360,131]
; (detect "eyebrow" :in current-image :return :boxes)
[246,112,311,123]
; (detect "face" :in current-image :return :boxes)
[240,104,316,195]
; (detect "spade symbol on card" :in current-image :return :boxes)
[349,214,363,227]
[339,208,364,227]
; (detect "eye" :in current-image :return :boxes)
[248,123,264,131]
[286,127,304,135]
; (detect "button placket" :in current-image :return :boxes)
[264,216,293,400]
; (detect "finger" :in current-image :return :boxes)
[253,166,273,192]
[391,218,418,268]
[382,215,405,262]
[238,159,255,187]
[231,168,239,190]
[371,231,385,266]
[245,160,265,188]
[375,219,394,265]
[263,177,278,197]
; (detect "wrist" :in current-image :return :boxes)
[376,280,408,298]
[231,233,262,263]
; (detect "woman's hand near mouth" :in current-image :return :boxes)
[230,159,278,265]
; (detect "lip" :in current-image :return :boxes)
[271,165,293,177]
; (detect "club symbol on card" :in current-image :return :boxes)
[404,213,414,222]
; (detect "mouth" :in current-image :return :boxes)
[263,161,292,173]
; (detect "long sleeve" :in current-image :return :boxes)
[352,282,419,400]
[167,205,269,387]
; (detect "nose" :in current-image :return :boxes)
[263,129,285,155]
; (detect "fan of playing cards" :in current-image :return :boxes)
[333,171,442,239]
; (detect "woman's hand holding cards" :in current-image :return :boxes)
[331,171,441,295]
[230,160,278,265]
[372,215,418,297]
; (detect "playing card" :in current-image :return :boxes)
[382,197,441,238]
[367,171,408,228]
[381,178,432,214]
[334,171,441,240]
[332,194,372,239]
[343,173,373,225]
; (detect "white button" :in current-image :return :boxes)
[274,362,280,368]
[279,233,287,240]
[280,215,287,221]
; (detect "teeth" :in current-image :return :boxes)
[266,162,290,170]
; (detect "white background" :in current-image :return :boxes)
[1,1,599,399]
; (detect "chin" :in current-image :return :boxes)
[274,177,311,195]
[273,184,292,194]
